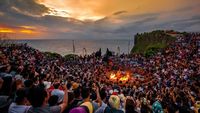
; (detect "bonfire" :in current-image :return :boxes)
[110,73,117,80]
[109,71,130,83]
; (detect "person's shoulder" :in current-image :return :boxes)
[52,89,64,94]
[95,103,108,113]
[50,105,61,113]
[92,101,98,106]
[104,106,111,113]
[9,102,16,107]
[112,108,124,113]
[23,106,31,113]
[92,101,99,110]
[118,109,124,113]
[27,106,52,113]
[101,102,107,107]
[51,89,59,94]
[95,107,105,113]
[105,107,124,113]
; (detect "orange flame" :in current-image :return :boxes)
[110,73,117,80]
[119,76,129,81]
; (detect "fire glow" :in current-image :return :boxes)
[109,72,130,82]
[110,73,117,80]
[119,75,129,81]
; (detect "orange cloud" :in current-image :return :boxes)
[38,0,200,21]
[20,26,36,29]
[0,28,14,33]
[20,29,36,34]
[0,25,40,37]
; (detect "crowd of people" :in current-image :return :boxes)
[0,33,200,113]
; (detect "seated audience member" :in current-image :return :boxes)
[8,88,30,113]
[63,92,76,113]
[24,80,33,88]
[152,100,164,113]
[73,87,82,105]
[27,85,68,113]
[48,95,59,106]
[80,87,97,113]
[0,78,3,91]
[0,76,12,96]
[104,95,124,113]
[95,88,108,113]
[0,76,13,112]
[51,82,64,104]
[71,87,101,113]
[125,97,137,113]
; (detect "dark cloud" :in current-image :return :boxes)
[114,16,158,34]
[92,13,159,34]
[0,0,49,16]
[0,0,86,31]
[92,12,200,37]
[0,2,84,30]
[0,0,200,39]
[155,15,200,31]
[113,10,127,15]
[172,3,200,13]
[49,8,70,16]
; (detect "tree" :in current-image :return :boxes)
[105,48,112,57]
[95,48,102,58]
[131,30,176,54]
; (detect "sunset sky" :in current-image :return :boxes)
[0,0,200,39]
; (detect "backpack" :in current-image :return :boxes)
[69,106,88,113]
[80,101,94,113]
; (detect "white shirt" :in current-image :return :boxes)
[8,103,30,113]
[51,89,64,103]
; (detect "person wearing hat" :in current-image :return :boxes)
[104,95,124,113]
[72,82,79,90]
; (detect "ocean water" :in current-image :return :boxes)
[15,39,134,56]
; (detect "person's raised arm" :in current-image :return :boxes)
[95,86,102,107]
[92,83,102,107]
[59,84,68,113]
[188,91,195,104]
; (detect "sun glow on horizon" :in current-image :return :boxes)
[38,0,106,21]
[1,0,200,39]
[0,26,38,35]
[37,0,200,22]
[0,28,14,33]
[20,30,36,34]
[20,26,36,29]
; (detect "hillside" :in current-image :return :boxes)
[131,30,177,56]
